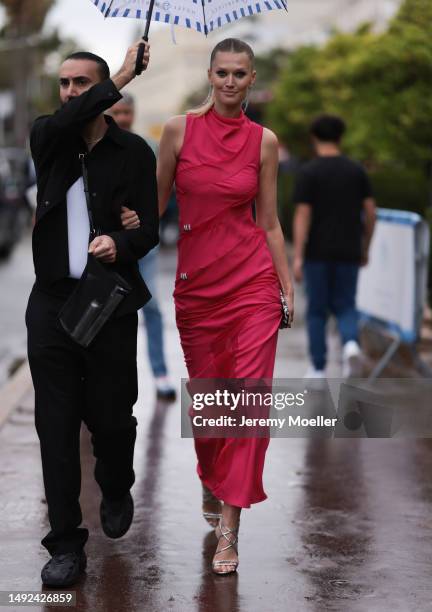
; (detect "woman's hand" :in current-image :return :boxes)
[121,206,140,230]
[282,285,295,326]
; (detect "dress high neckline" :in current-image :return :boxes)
[210,106,245,124]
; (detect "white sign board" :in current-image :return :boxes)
[357,210,429,343]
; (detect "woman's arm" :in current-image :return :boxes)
[107,141,159,262]
[120,115,186,228]
[157,115,186,217]
[255,128,294,323]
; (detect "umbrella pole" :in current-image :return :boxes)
[135,0,156,75]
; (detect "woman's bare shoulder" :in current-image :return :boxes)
[164,114,187,135]
[261,126,279,148]
[260,126,279,164]
[161,115,187,156]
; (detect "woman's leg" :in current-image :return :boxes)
[179,302,279,572]
[213,503,242,573]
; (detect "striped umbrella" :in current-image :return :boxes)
[90,0,288,73]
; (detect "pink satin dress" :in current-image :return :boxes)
[174,107,281,508]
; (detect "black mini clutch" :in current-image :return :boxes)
[279,289,291,329]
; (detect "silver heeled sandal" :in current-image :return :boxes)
[202,484,222,528]
[212,518,240,575]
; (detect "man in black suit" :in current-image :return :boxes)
[26,41,158,587]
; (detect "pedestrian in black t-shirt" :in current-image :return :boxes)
[293,115,376,378]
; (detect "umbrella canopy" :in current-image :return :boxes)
[91,0,287,36]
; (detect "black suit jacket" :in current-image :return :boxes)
[30,78,159,315]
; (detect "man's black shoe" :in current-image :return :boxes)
[155,377,177,402]
[156,387,177,402]
[41,551,86,587]
[100,492,134,539]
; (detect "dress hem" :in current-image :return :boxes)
[199,476,267,509]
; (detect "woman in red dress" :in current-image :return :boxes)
[158,38,294,574]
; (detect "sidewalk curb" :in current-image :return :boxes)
[0,361,32,429]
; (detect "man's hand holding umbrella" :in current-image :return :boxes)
[111,39,150,91]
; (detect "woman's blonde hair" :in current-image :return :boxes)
[187,38,255,117]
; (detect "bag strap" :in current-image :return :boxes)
[79,152,99,240]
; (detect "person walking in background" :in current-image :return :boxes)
[111,94,176,401]
[293,114,376,378]
[157,38,294,575]
[27,42,158,587]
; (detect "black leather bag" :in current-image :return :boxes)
[58,153,131,348]
[59,253,131,347]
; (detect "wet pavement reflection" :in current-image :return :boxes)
[1,250,432,611]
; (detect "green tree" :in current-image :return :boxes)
[1,0,55,34]
[267,0,432,290]
[266,0,432,167]
[0,0,58,145]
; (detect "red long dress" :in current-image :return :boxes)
[174,107,281,508]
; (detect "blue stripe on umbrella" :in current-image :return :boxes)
[217,16,221,27]
[155,11,160,20]
[174,15,179,23]
[225,13,231,22]
[240,7,246,16]
[233,9,238,19]
[186,17,191,27]
[137,9,141,17]
[247,5,253,15]
[112,8,119,16]
[94,0,99,6]
[255,3,261,12]
[101,2,106,11]
[264,1,272,9]
[123,8,130,16]
[274,0,281,7]
[196,21,201,32]
[165,13,170,22]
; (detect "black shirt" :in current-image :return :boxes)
[30,78,159,314]
[293,155,373,263]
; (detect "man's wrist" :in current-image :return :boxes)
[111,70,133,91]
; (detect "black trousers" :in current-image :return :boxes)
[26,284,138,555]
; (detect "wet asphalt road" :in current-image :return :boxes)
[1,238,432,611]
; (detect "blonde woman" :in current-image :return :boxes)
[125,38,293,574]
